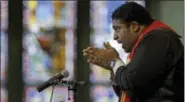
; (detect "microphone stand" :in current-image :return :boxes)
[50,84,56,102]
[49,79,61,102]
[68,83,77,102]
[49,79,86,102]
[67,81,86,102]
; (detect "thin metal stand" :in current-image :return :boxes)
[50,85,56,102]
[48,80,86,102]
[68,84,77,102]
[67,81,86,102]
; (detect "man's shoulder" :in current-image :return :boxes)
[142,28,182,44]
[138,28,183,55]
[141,28,183,59]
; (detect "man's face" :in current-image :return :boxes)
[112,19,140,53]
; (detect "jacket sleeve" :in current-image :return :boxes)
[114,30,181,97]
[112,85,121,97]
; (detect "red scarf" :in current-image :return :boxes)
[121,20,174,102]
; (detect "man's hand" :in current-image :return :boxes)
[83,42,120,70]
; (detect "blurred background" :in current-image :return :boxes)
[0,0,184,102]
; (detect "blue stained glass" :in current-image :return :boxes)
[106,1,126,33]
[36,1,54,23]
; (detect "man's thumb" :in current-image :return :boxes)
[103,42,112,49]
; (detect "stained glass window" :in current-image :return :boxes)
[1,1,8,102]
[1,87,7,102]
[23,1,76,101]
[25,86,73,102]
[91,86,118,102]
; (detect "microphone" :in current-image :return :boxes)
[37,70,69,92]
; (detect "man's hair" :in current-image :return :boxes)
[112,2,154,26]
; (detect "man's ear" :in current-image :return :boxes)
[130,21,140,32]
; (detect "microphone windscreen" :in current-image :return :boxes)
[60,70,69,78]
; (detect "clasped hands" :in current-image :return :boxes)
[83,42,120,70]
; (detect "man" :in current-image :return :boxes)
[83,2,184,102]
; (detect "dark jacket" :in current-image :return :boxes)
[113,28,184,102]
